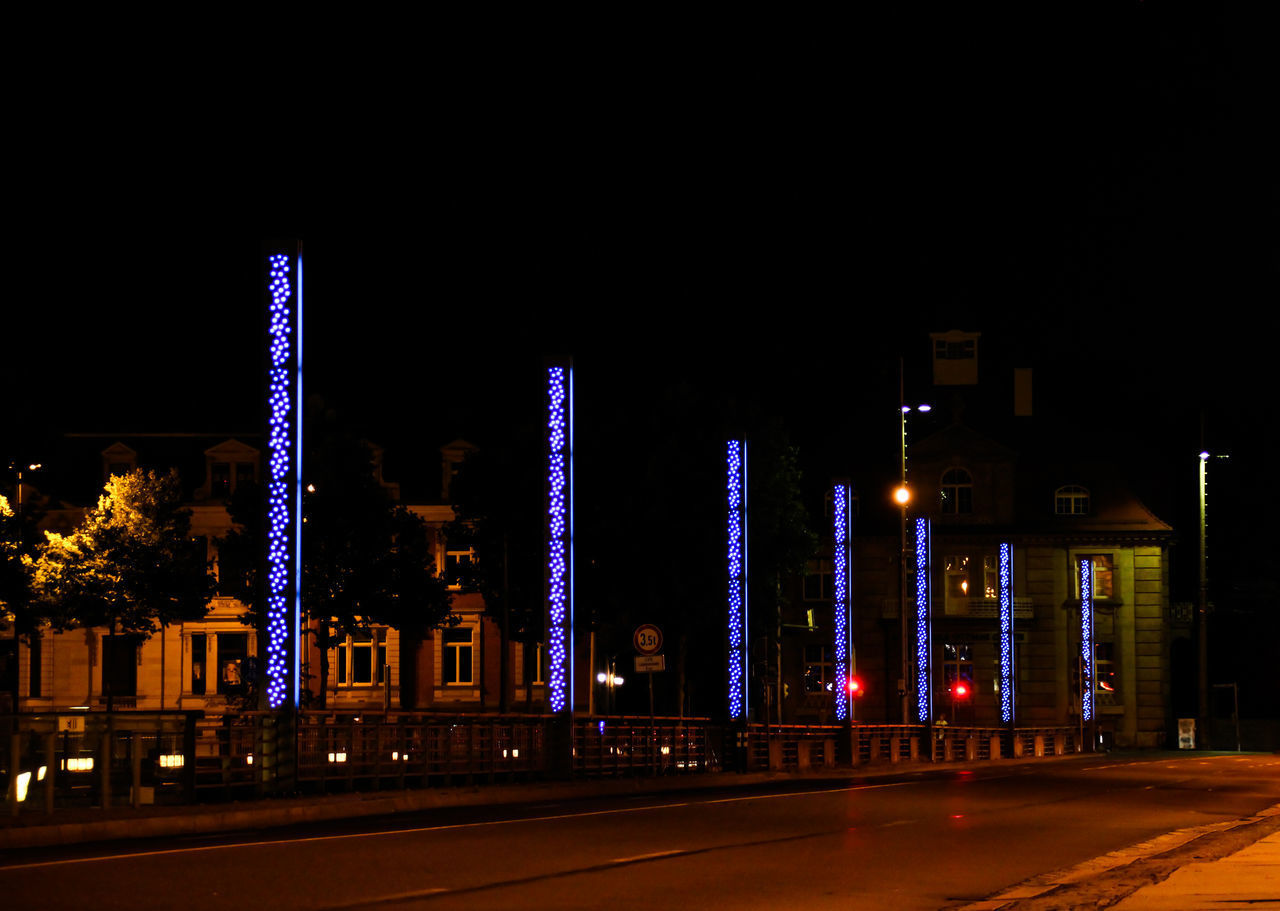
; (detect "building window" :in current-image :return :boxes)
[944,555,971,612]
[942,642,974,693]
[217,632,248,695]
[442,627,474,685]
[803,560,834,601]
[336,629,386,686]
[445,548,475,591]
[982,554,999,600]
[1055,485,1090,515]
[1078,554,1115,600]
[1095,642,1117,697]
[190,633,207,695]
[519,642,546,686]
[211,462,232,498]
[27,634,42,698]
[103,635,139,699]
[803,644,833,694]
[935,338,976,360]
[940,468,973,514]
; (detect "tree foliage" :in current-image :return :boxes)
[29,469,216,636]
[0,495,37,636]
[217,409,455,641]
[445,444,543,643]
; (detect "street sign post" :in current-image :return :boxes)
[633,624,662,656]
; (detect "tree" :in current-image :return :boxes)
[217,406,454,707]
[0,495,37,637]
[30,469,215,635]
[445,442,544,711]
[29,469,216,709]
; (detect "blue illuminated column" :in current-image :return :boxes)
[545,361,574,714]
[999,542,1014,724]
[264,245,303,710]
[914,518,932,724]
[1079,558,1094,723]
[832,482,853,721]
[727,440,749,721]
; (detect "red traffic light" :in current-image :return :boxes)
[847,677,863,696]
[953,681,970,698]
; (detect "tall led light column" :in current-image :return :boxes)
[727,440,749,721]
[264,244,303,710]
[832,482,854,721]
[914,518,932,724]
[1079,558,1094,726]
[545,361,574,714]
[998,542,1014,724]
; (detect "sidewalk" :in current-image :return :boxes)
[1110,827,1280,910]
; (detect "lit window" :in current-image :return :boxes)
[1055,485,1089,515]
[1077,554,1115,600]
[445,548,475,591]
[1095,642,1117,697]
[335,629,386,686]
[945,555,971,611]
[983,554,999,600]
[940,468,973,514]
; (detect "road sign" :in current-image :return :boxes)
[57,715,85,733]
[635,654,666,673]
[633,624,663,656]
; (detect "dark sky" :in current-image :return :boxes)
[9,7,1275,594]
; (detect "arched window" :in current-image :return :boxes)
[1055,485,1090,515]
[940,468,973,514]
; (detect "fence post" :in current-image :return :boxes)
[44,731,57,814]
[8,732,21,818]
[130,732,142,808]
[100,718,113,809]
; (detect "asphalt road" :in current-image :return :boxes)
[3,753,1278,910]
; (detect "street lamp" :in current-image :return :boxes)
[597,659,624,714]
[1197,450,1227,746]
[895,370,932,723]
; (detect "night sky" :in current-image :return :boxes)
[8,8,1276,702]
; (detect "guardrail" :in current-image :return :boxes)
[1,712,201,816]
[744,723,1082,771]
[5,713,1085,813]
[573,716,719,776]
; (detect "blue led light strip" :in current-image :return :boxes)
[546,365,573,713]
[1080,559,1094,722]
[999,542,1013,724]
[914,518,931,723]
[727,440,748,721]
[832,484,851,721]
[265,252,301,710]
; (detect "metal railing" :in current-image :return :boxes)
[573,716,719,776]
[5,713,1084,814]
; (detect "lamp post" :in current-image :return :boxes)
[596,659,623,714]
[895,362,931,724]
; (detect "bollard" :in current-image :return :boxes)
[1034,734,1045,757]
[768,738,783,771]
[798,740,812,771]
[909,735,920,761]
[1054,733,1065,755]
[966,735,977,761]
[990,735,1002,760]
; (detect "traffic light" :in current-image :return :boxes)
[953,680,970,699]
[847,676,863,697]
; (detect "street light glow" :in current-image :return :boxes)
[894,485,911,506]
